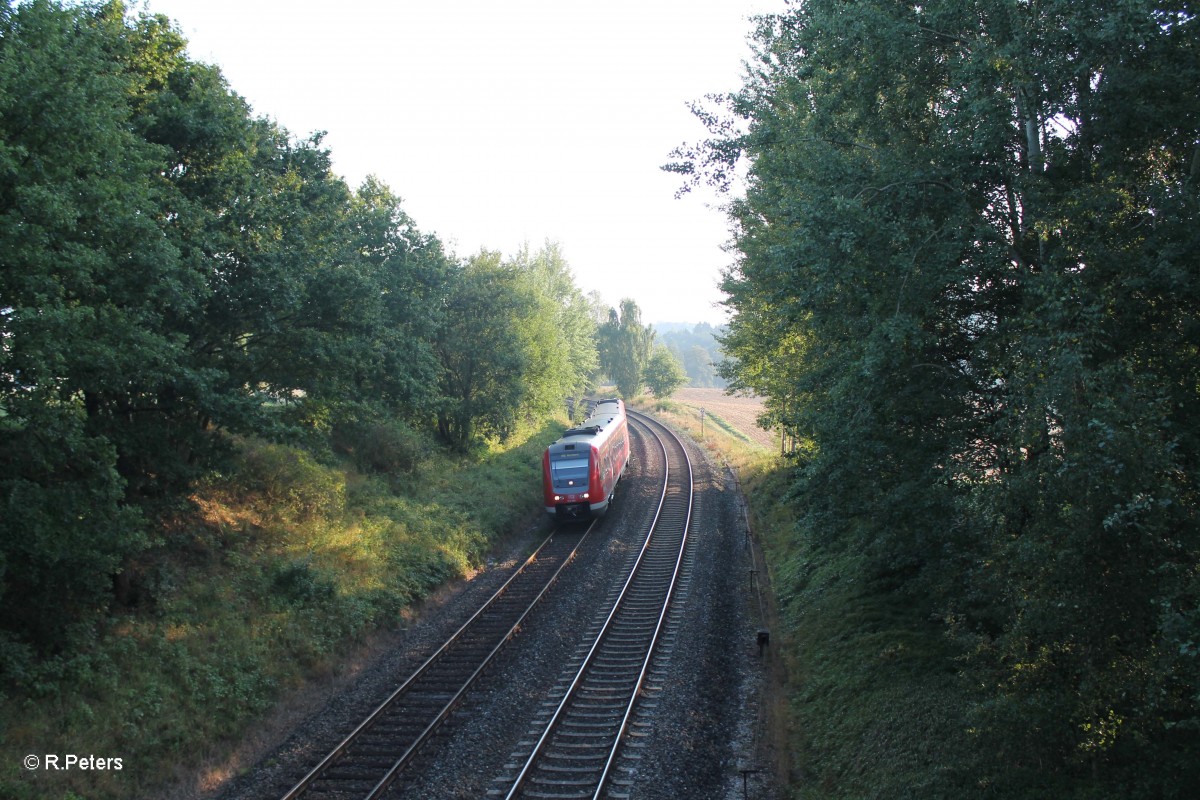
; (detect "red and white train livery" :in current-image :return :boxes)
[542,398,630,520]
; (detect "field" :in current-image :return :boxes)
[669,388,776,451]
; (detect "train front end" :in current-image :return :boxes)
[543,399,628,521]
[543,440,600,520]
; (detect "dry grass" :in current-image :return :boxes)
[670,388,777,451]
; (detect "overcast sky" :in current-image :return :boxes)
[140,0,781,325]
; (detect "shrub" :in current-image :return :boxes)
[335,419,428,476]
[237,442,345,519]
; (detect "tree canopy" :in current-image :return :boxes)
[642,345,688,398]
[0,0,598,668]
[433,244,597,448]
[672,0,1200,794]
[596,298,655,398]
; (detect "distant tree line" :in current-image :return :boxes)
[657,322,726,389]
[672,0,1199,796]
[0,1,599,670]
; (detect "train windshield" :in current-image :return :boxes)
[551,455,590,489]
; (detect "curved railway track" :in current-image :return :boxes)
[494,411,694,799]
[278,408,694,800]
[280,524,593,800]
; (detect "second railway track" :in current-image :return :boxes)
[492,411,694,800]
[280,525,593,800]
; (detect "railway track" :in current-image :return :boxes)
[492,411,694,799]
[279,409,693,800]
[280,524,593,800]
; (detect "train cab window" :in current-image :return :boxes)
[551,455,590,489]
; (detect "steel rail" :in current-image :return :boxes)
[592,412,694,798]
[501,411,693,799]
[280,519,596,800]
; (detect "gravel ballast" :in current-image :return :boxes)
[209,414,780,800]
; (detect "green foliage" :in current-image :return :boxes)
[237,441,346,520]
[0,421,562,799]
[333,416,429,476]
[510,241,600,403]
[0,2,594,795]
[0,417,145,656]
[677,0,1200,795]
[642,344,688,398]
[435,251,534,447]
[435,244,596,448]
[597,298,655,398]
[0,0,590,714]
[1,0,175,656]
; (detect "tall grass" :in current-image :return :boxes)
[0,420,562,800]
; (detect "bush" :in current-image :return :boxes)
[334,419,428,476]
[0,418,146,663]
[237,442,345,519]
[269,557,336,608]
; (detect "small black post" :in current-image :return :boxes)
[740,768,760,799]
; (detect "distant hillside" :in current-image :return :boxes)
[653,322,727,388]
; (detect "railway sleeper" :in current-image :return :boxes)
[566,709,625,720]
[541,752,609,763]
[540,739,617,750]
[578,675,639,687]
[592,658,646,671]
[600,633,656,643]
[553,731,619,742]
[561,720,622,732]
[317,766,383,783]
[538,761,607,774]
[529,772,605,787]
[570,702,627,713]
[400,689,458,703]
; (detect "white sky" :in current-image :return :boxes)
[139,0,779,326]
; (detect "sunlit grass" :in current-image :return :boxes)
[0,419,566,800]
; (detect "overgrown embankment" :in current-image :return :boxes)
[653,387,1200,798]
[742,464,978,799]
[645,396,983,797]
[0,421,560,800]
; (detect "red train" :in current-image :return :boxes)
[542,398,630,520]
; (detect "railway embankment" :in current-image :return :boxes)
[642,391,978,798]
[1,421,562,800]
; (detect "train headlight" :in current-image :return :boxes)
[582,493,590,500]
[554,495,562,501]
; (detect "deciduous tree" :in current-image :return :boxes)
[597,298,654,398]
[642,345,687,399]
[672,0,1200,794]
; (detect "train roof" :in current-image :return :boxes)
[549,398,626,451]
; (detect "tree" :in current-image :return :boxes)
[0,0,184,653]
[434,244,599,447]
[434,252,527,447]
[509,242,599,409]
[642,345,687,398]
[672,0,1200,795]
[341,176,449,421]
[597,298,654,398]
[0,0,458,660]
